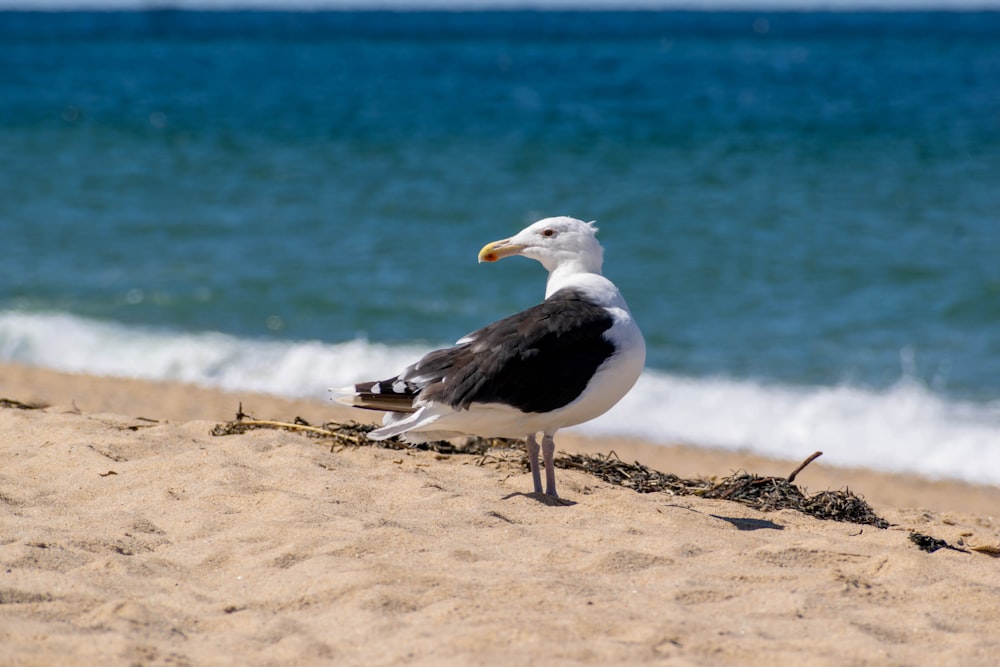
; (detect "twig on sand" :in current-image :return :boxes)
[210,403,377,450]
[787,451,823,484]
[228,418,339,438]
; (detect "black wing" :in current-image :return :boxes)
[414,288,616,413]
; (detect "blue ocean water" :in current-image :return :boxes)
[2,10,999,482]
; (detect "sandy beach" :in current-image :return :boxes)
[2,361,999,666]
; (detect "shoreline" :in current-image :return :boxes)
[3,361,998,517]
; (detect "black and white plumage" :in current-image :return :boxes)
[335,216,645,498]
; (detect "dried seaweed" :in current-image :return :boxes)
[210,404,510,455]
[210,409,895,530]
[556,451,890,528]
[0,398,46,410]
[909,532,968,554]
[799,489,890,529]
[703,472,890,529]
[555,450,711,495]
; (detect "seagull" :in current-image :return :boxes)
[335,216,645,499]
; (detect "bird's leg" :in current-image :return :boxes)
[526,433,543,495]
[541,434,558,497]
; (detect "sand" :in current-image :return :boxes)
[2,361,999,666]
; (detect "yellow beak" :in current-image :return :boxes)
[478,239,527,263]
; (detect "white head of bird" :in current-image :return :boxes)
[478,216,604,276]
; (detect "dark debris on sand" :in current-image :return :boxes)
[704,472,890,529]
[557,451,890,529]
[209,404,505,455]
[211,408,893,530]
[908,531,968,554]
[0,398,46,410]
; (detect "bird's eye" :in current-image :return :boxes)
[542,229,555,237]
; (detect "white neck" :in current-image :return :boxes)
[545,267,628,311]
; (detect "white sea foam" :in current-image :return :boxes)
[0,311,426,398]
[583,372,1000,486]
[3,310,999,485]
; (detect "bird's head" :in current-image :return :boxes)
[477,216,604,275]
